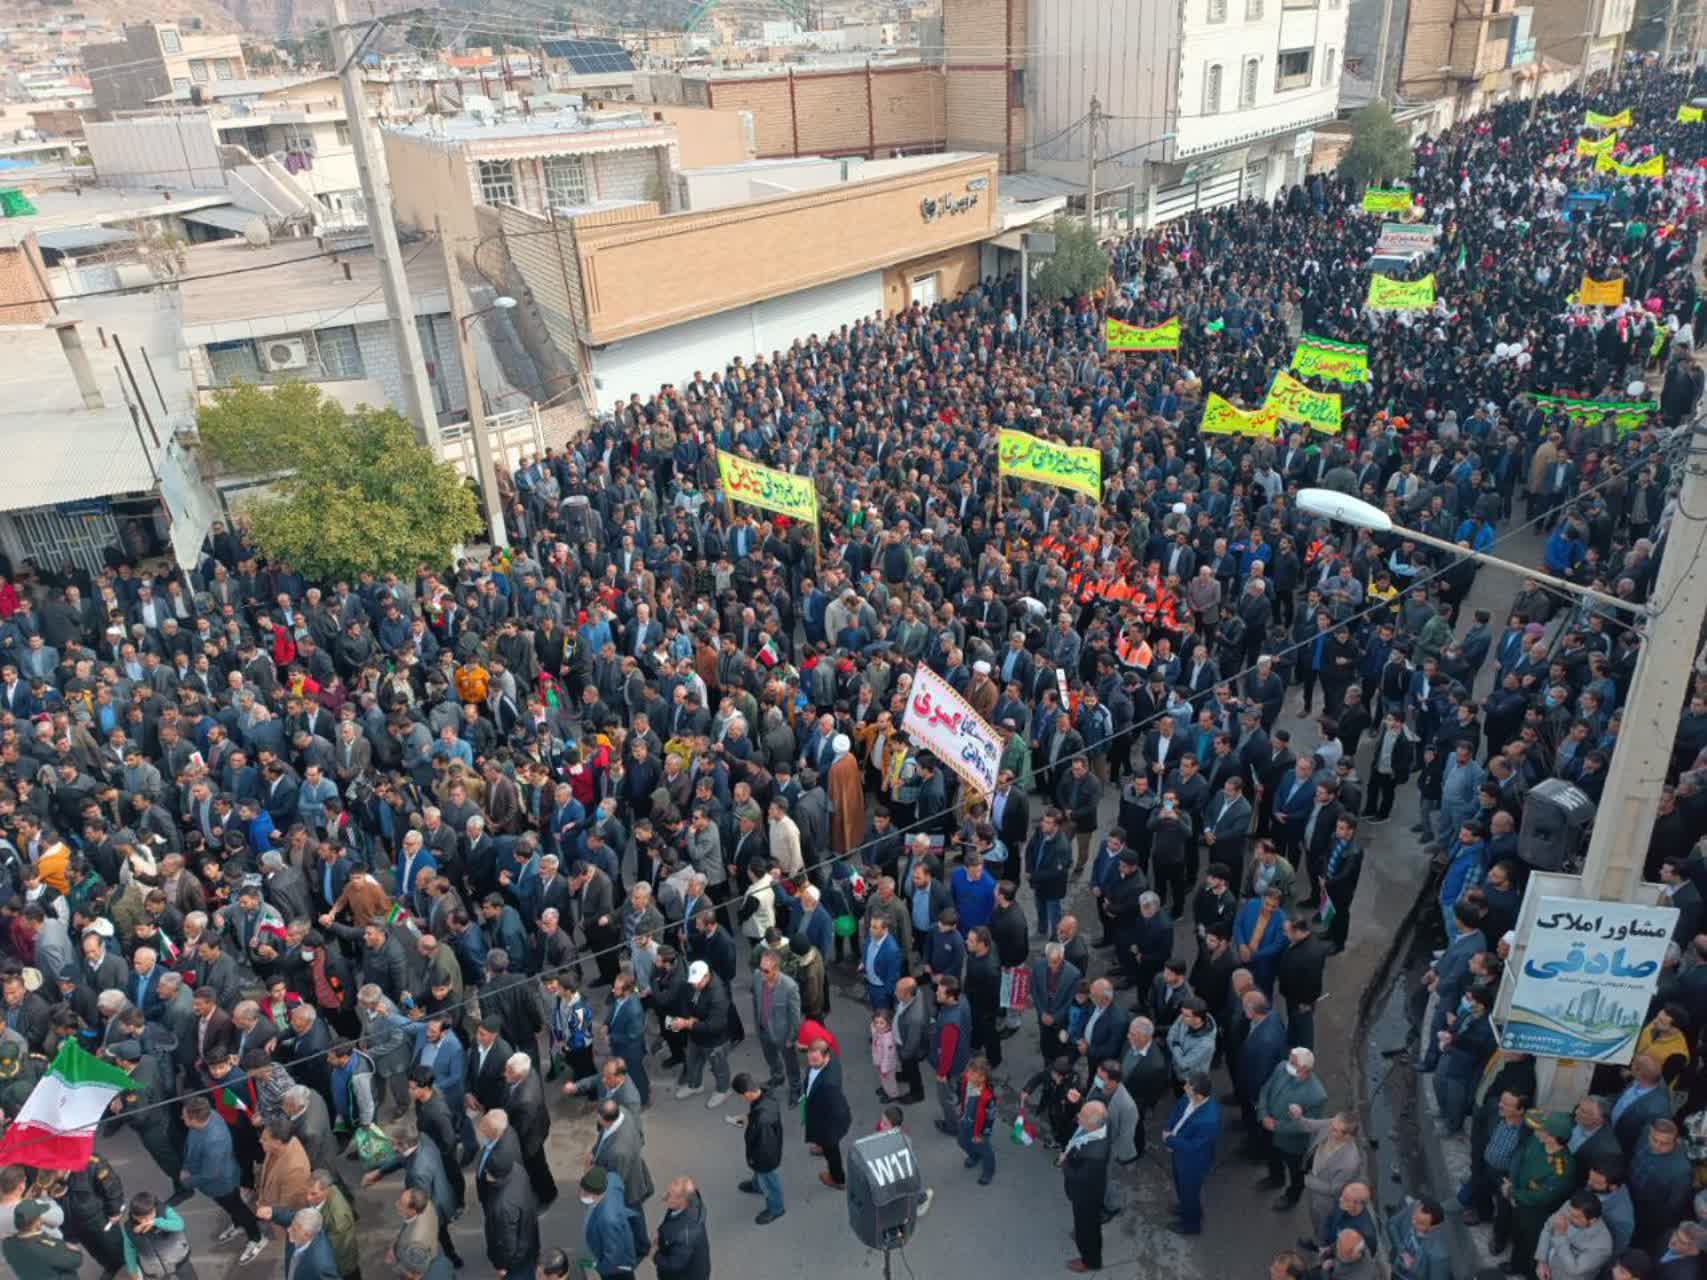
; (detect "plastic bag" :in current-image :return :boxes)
[350,1123,396,1168]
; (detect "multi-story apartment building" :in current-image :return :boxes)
[82,23,245,117]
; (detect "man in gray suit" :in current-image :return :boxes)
[892,975,933,1104]
[589,1098,654,1236]
[751,948,803,1104]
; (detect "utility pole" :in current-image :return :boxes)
[1665,0,1682,66]
[1519,418,1707,1107]
[1085,95,1101,237]
[436,215,508,550]
[331,0,441,449]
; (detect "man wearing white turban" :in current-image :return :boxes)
[828,732,866,857]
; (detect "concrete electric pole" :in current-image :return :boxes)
[1085,95,1101,237]
[331,0,441,450]
[1515,418,1707,1105]
[436,214,508,550]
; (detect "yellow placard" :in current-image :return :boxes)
[1263,370,1343,433]
[1679,105,1704,124]
[715,453,819,523]
[1361,188,1415,214]
[1366,273,1437,311]
[1576,133,1618,157]
[1585,108,1633,129]
[997,429,1103,500]
[1578,276,1626,306]
[1106,316,1180,351]
[1201,393,1279,438]
[1596,151,1666,178]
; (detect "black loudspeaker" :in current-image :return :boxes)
[1518,777,1596,872]
[846,1129,921,1251]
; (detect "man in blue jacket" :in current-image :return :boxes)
[581,1166,645,1278]
[179,1097,266,1265]
[1163,1072,1222,1236]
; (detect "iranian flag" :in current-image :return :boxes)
[0,1041,133,1169]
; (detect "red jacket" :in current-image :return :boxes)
[959,1076,996,1138]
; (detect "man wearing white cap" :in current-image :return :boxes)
[827,732,865,857]
[670,959,733,1107]
[967,660,998,721]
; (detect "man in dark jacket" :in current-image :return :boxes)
[732,1073,787,1224]
[480,951,544,1071]
[1062,1098,1112,1272]
[803,1038,852,1189]
[654,1177,712,1280]
[1276,916,1329,1050]
[674,960,733,1104]
[501,1054,556,1207]
[480,1149,540,1279]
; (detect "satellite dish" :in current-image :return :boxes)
[243,219,272,247]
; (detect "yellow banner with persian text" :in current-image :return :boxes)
[997,429,1104,499]
[1201,394,1279,438]
[716,453,819,523]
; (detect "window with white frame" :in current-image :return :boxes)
[314,326,365,379]
[172,78,190,93]
[189,60,208,83]
[1241,57,1261,106]
[281,123,315,155]
[543,154,590,208]
[478,159,516,204]
[1246,0,1263,18]
[1207,0,1228,21]
[1324,47,1338,85]
[1204,63,1224,114]
[215,59,236,79]
[334,121,351,147]
[1276,47,1313,89]
[158,27,182,52]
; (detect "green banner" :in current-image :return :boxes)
[1291,334,1371,385]
[1362,188,1415,214]
[1366,272,1436,310]
[997,428,1103,499]
[1106,316,1180,351]
[1201,394,1279,438]
[1532,393,1655,435]
[1264,370,1343,433]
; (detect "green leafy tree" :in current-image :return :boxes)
[197,383,483,580]
[1338,101,1415,188]
[1029,216,1111,305]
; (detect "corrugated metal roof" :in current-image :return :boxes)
[34,225,136,252]
[179,206,262,233]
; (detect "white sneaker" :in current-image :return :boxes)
[215,1224,243,1244]
[707,1091,729,1109]
[238,1240,266,1266]
[676,1083,704,1099]
[917,1188,935,1218]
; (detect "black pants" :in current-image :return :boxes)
[1072,1199,1104,1268]
[523,1144,558,1205]
[1267,1145,1306,1204]
[1365,772,1397,820]
[898,1055,924,1099]
[587,923,622,985]
[972,1011,1003,1068]
[823,1140,846,1185]
[438,1213,464,1264]
[1154,861,1188,916]
[211,1187,263,1242]
[1299,669,1319,712]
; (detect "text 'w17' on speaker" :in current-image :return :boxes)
[1518,777,1596,872]
[846,1129,922,1251]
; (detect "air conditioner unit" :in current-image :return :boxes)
[260,337,309,371]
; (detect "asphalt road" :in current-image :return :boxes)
[72,534,1544,1280]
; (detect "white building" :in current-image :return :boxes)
[963,0,1347,227]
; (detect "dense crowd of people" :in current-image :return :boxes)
[1,57,1706,1280]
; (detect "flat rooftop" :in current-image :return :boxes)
[0,182,231,247]
[177,235,450,344]
[383,107,658,147]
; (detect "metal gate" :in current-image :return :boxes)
[13,504,120,578]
